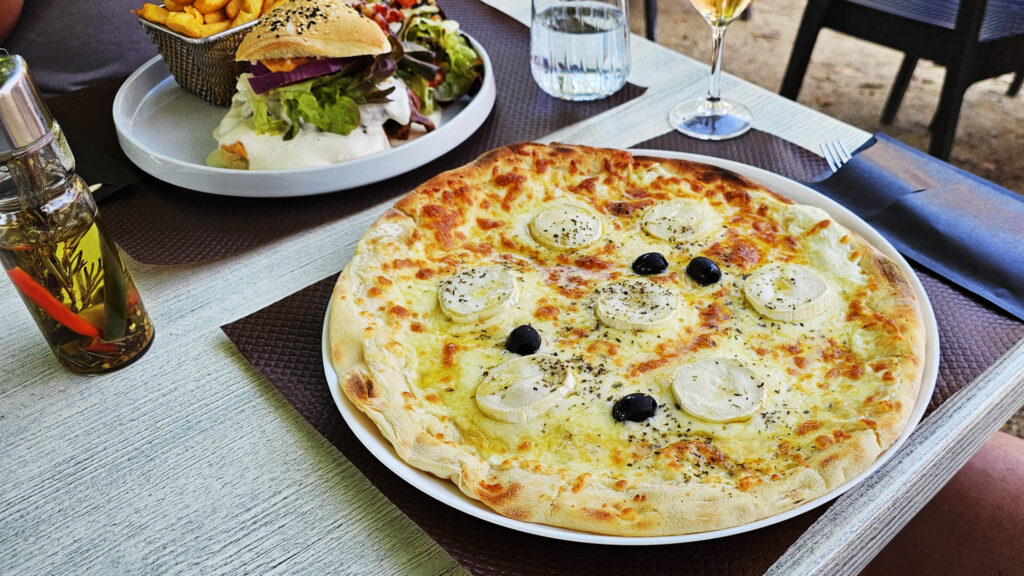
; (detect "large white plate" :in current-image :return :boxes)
[321,150,940,545]
[112,36,495,198]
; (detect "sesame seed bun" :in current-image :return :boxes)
[235,0,390,62]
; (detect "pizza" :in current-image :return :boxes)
[327,143,925,536]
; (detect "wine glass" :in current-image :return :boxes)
[669,0,754,140]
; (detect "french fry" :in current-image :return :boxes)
[230,0,263,28]
[199,21,232,35]
[204,8,228,23]
[225,0,244,19]
[194,0,230,13]
[165,5,205,37]
[133,0,263,37]
[132,3,170,25]
[163,0,194,12]
[261,0,286,14]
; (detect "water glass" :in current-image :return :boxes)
[530,0,631,101]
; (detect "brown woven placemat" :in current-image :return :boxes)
[221,267,1023,576]
[220,134,1024,574]
[633,129,833,183]
[44,0,645,266]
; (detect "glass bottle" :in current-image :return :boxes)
[0,54,153,373]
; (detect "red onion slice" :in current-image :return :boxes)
[246,58,354,94]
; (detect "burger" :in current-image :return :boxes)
[213,0,482,170]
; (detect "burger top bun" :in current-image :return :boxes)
[235,0,391,61]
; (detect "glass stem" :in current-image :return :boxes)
[706,25,728,107]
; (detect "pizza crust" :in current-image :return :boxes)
[328,143,926,536]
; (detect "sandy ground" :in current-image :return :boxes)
[629,0,1024,437]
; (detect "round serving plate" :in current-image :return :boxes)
[112,35,495,198]
[321,150,940,545]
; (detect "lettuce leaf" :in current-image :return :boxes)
[234,16,480,139]
[397,71,436,116]
[275,70,364,139]
[288,92,360,138]
[243,53,401,139]
[249,94,288,135]
[435,25,482,101]
[403,16,482,102]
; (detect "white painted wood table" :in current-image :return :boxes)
[2,1,1021,574]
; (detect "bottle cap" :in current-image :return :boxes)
[0,53,53,160]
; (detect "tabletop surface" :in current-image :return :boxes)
[1,1,892,573]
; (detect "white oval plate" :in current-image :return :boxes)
[112,36,495,198]
[322,150,940,545]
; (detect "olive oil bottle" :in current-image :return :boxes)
[1,54,153,373]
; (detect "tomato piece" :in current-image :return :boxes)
[260,58,316,73]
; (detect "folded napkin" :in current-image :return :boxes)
[809,133,1024,322]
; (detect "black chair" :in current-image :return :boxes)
[779,0,1024,161]
[645,0,658,41]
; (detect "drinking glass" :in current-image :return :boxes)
[530,0,631,101]
[669,0,753,140]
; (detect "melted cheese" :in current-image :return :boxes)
[350,149,917,489]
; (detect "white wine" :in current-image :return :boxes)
[670,0,754,139]
[689,0,753,26]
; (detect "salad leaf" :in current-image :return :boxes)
[249,94,288,135]
[270,73,365,139]
[399,42,442,84]
[371,37,403,84]
[436,28,482,101]
[397,72,436,115]
[287,91,361,139]
[243,48,400,139]
[234,4,482,140]
[403,16,482,102]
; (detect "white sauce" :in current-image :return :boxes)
[214,74,416,170]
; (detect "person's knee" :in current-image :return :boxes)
[862,431,1024,576]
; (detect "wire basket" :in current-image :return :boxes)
[137,17,258,107]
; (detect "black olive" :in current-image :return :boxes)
[686,256,722,286]
[506,325,541,355]
[612,393,658,422]
[632,252,669,275]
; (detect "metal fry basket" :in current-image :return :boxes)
[137,17,259,107]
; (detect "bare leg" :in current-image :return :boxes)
[861,431,1024,575]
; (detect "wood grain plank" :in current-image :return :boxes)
[0,1,881,573]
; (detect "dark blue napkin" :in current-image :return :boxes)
[808,133,1024,322]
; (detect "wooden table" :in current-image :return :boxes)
[2,1,1021,574]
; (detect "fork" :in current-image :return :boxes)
[819,139,852,173]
